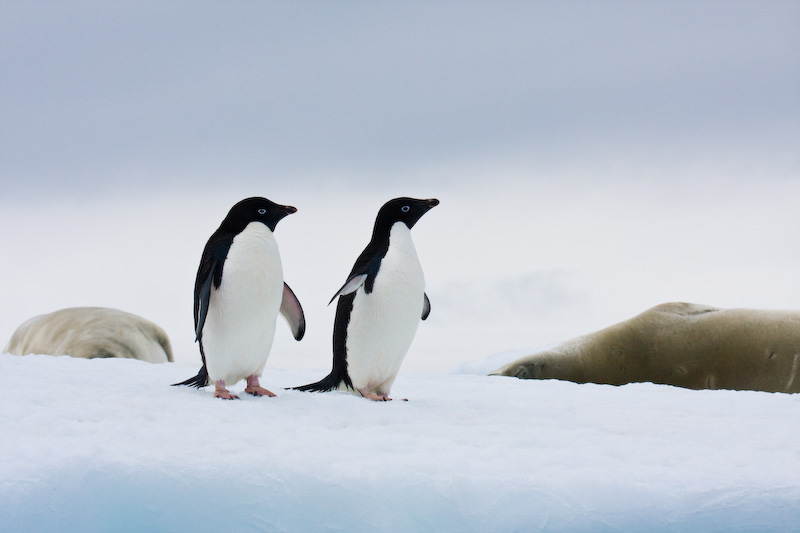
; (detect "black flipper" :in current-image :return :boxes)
[194,231,230,343]
[194,270,214,342]
[422,292,431,320]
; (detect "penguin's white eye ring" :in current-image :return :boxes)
[257,208,267,215]
[401,206,410,213]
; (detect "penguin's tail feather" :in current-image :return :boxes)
[291,372,349,393]
[172,365,210,388]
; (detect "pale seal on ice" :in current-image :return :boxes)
[4,307,173,363]
[491,302,800,393]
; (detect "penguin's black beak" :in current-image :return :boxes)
[426,199,440,209]
[272,204,297,225]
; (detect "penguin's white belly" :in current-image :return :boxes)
[202,223,283,385]
[345,224,425,394]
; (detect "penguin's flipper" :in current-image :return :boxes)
[172,364,210,388]
[280,282,306,341]
[328,273,368,305]
[195,272,214,342]
[422,292,431,320]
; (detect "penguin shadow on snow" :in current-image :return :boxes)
[292,197,439,402]
[172,197,306,400]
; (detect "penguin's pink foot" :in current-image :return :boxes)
[245,375,277,397]
[359,388,391,401]
[245,386,277,397]
[214,380,239,400]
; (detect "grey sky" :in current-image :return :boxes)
[2,1,798,199]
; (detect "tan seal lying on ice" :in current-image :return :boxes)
[491,302,800,393]
[4,307,173,363]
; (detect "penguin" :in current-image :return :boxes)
[294,197,438,401]
[173,197,305,399]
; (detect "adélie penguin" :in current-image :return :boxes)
[173,197,305,399]
[293,197,438,401]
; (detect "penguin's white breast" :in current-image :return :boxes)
[203,222,284,383]
[345,223,425,388]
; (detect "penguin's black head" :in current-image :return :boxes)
[376,197,439,229]
[222,197,297,232]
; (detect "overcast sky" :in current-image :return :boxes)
[2,1,797,199]
[1,2,799,370]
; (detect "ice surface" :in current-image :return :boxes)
[2,353,798,532]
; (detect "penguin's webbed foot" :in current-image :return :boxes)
[214,389,240,400]
[245,375,276,397]
[214,380,239,400]
[245,386,277,397]
[359,388,392,402]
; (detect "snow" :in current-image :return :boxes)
[2,353,799,532]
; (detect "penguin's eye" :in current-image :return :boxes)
[257,208,267,215]
[401,206,410,213]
